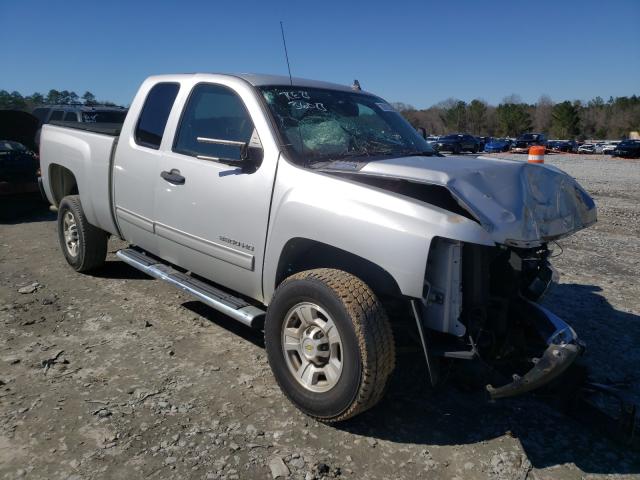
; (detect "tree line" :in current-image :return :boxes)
[2,87,638,140]
[393,94,640,140]
[0,89,119,111]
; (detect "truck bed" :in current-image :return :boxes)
[49,120,122,137]
[39,123,120,236]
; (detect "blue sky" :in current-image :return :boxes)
[1,0,638,108]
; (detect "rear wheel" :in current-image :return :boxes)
[57,195,108,272]
[265,269,395,422]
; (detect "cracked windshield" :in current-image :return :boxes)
[260,86,435,165]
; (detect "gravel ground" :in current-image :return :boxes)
[1,154,639,479]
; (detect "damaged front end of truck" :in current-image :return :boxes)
[421,238,584,399]
[331,155,598,398]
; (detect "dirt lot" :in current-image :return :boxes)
[1,154,639,480]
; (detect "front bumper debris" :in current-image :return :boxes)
[487,341,582,399]
[487,302,584,399]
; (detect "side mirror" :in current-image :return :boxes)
[196,129,263,171]
[417,127,427,140]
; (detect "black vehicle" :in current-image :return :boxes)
[0,141,39,195]
[0,110,41,195]
[548,140,577,153]
[32,104,127,147]
[477,136,491,151]
[613,139,640,159]
[436,133,480,154]
[512,133,547,153]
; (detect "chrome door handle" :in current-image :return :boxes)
[160,169,185,185]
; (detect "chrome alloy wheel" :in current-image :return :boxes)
[63,211,79,257]
[281,302,343,393]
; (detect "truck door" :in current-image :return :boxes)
[113,82,180,256]
[154,81,278,302]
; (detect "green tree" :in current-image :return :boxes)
[28,92,44,105]
[467,99,487,135]
[10,91,26,109]
[46,89,61,104]
[82,91,97,105]
[57,90,79,104]
[550,101,580,138]
[0,90,27,109]
[442,100,467,132]
[496,103,532,136]
[0,90,12,108]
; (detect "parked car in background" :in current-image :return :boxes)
[547,140,561,152]
[32,104,127,147]
[476,136,491,151]
[436,133,480,153]
[601,142,619,155]
[32,104,127,125]
[613,140,640,158]
[483,138,511,153]
[594,143,607,154]
[512,133,547,153]
[424,136,440,152]
[0,110,40,195]
[0,140,39,195]
[547,140,577,153]
[577,144,596,154]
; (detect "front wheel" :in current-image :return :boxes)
[57,195,108,272]
[265,269,395,422]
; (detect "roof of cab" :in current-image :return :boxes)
[145,73,371,94]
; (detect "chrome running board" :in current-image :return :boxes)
[116,248,265,328]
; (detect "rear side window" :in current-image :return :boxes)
[49,110,64,121]
[173,83,254,161]
[64,111,78,121]
[135,83,179,150]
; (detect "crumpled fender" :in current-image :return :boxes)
[359,155,597,248]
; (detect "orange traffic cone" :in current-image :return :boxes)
[528,145,545,164]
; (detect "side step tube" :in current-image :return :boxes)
[116,248,265,328]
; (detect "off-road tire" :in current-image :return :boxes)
[57,195,108,272]
[265,268,395,422]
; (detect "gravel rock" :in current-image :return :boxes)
[269,456,290,478]
[1,154,638,480]
[18,283,39,294]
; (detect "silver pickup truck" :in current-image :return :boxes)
[40,73,596,422]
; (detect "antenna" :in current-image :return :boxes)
[280,21,293,86]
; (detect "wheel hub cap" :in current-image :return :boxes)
[281,302,343,393]
[63,211,79,257]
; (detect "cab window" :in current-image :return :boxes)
[135,83,180,150]
[174,83,254,161]
[64,111,78,122]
